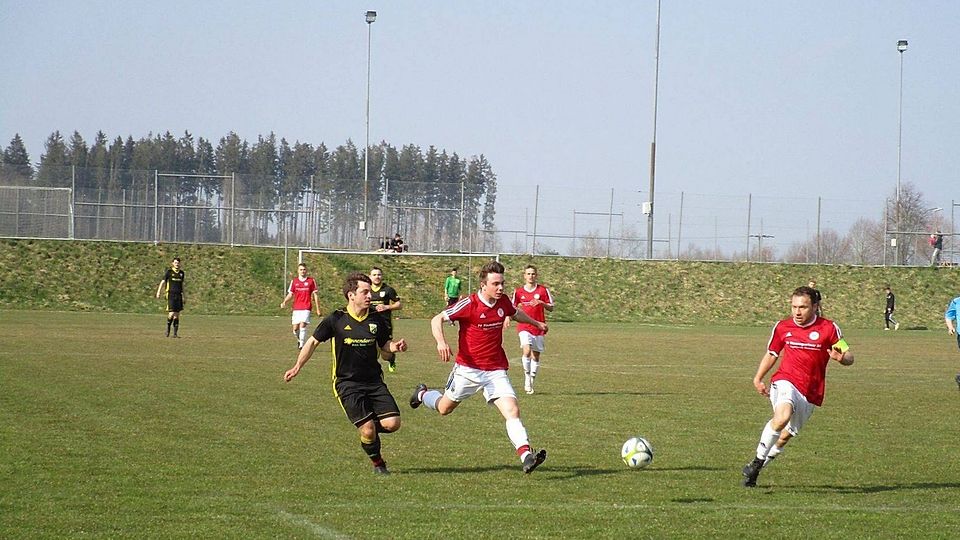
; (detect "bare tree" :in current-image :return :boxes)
[845,217,884,265]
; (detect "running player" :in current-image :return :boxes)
[283,272,408,475]
[507,264,554,394]
[369,266,402,372]
[741,285,854,488]
[280,263,321,349]
[410,260,548,474]
[155,257,185,337]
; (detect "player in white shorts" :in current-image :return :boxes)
[742,285,853,488]
[280,263,321,349]
[507,265,554,394]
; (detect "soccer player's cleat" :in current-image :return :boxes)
[524,374,533,394]
[742,457,764,487]
[522,449,547,474]
[955,373,960,391]
[884,327,889,331]
[894,322,900,330]
[410,383,427,409]
[165,329,170,337]
[373,463,390,475]
[388,358,397,373]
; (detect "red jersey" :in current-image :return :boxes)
[767,316,844,407]
[288,277,317,310]
[445,292,517,371]
[511,284,553,336]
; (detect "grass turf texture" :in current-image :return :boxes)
[2,311,959,538]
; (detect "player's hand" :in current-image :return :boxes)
[279,302,284,309]
[392,339,408,353]
[950,328,957,336]
[753,379,768,397]
[539,322,548,334]
[376,304,388,312]
[437,343,452,363]
[283,366,300,382]
[828,347,845,363]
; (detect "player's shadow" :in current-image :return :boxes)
[553,391,676,397]
[402,464,520,474]
[781,481,960,494]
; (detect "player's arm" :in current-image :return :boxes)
[829,339,854,366]
[155,278,166,299]
[431,312,453,362]
[279,290,293,309]
[312,290,321,315]
[379,338,408,363]
[283,336,320,382]
[512,308,547,333]
[946,303,958,334]
[752,352,778,397]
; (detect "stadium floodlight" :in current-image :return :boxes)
[362,10,377,238]
[894,38,908,265]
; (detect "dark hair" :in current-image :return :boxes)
[524,264,538,273]
[343,272,372,299]
[793,285,820,305]
[451,267,458,272]
[370,266,382,273]
[172,257,181,263]
[479,261,505,283]
[297,263,307,268]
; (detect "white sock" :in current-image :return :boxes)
[764,445,783,465]
[422,390,443,411]
[756,421,780,460]
[298,327,308,346]
[530,359,540,379]
[505,417,530,451]
[521,356,531,375]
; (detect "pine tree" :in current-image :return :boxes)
[37,131,69,184]
[2,134,34,180]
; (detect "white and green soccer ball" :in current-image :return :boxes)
[621,436,654,468]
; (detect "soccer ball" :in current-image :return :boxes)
[621,436,654,468]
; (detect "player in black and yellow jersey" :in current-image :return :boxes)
[369,266,402,373]
[155,257,185,337]
[284,272,409,475]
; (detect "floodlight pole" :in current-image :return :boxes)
[895,39,907,265]
[646,0,662,260]
[363,10,377,242]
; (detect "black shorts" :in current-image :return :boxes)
[335,379,400,427]
[166,293,184,313]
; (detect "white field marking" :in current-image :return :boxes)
[275,509,353,539]
[273,501,959,514]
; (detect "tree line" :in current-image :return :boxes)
[0,131,498,250]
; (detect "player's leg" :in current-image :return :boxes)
[743,382,794,487]
[485,371,546,473]
[385,323,397,373]
[527,336,544,393]
[519,334,533,393]
[884,310,891,330]
[341,383,393,474]
[411,365,474,415]
[171,311,180,337]
[166,311,174,337]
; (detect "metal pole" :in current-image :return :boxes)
[230,172,236,246]
[896,43,906,265]
[70,165,76,239]
[459,181,465,252]
[745,193,752,261]
[532,185,540,254]
[677,191,684,260]
[607,188,614,258]
[363,15,374,238]
[572,209,577,255]
[154,169,159,244]
[883,199,888,266]
[816,196,822,264]
[646,0,662,260]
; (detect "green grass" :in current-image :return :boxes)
[4,239,960,330]
[2,311,959,538]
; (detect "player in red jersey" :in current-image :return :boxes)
[741,286,854,487]
[280,263,321,349]
[410,260,549,473]
[506,265,554,394]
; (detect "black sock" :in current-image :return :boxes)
[173,319,179,335]
[361,435,383,465]
[167,318,173,331]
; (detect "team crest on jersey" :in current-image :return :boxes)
[497,308,504,317]
[809,331,820,340]
[369,323,378,334]
[379,291,385,297]
[534,293,540,300]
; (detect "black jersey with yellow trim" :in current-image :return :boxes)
[313,307,391,383]
[369,283,400,322]
[163,268,185,295]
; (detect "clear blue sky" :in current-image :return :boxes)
[2,1,958,255]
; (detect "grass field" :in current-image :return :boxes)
[3,311,960,538]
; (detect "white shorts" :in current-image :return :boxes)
[518,331,545,353]
[443,364,517,403]
[769,380,815,436]
[291,310,311,325]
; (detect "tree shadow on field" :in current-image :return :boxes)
[780,481,960,494]
[402,464,518,474]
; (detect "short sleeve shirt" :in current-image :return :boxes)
[512,284,553,336]
[312,308,391,383]
[289,277,317,311]
[163,268,184,296]
[369,283,400,323]
[767,316,844,407]
[444,293,517,371]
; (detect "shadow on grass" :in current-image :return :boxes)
[548,391,676,397]
[781,481,960,494]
